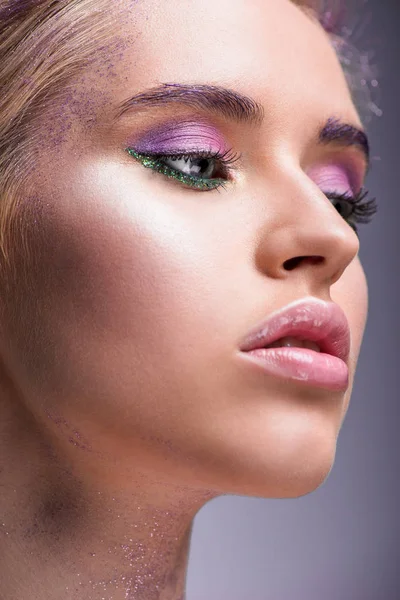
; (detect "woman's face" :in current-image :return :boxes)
[6,0,368,498]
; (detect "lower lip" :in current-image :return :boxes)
[240,347,349,392]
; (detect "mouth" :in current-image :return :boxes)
[264,336,322,352]
[238,298,351,392]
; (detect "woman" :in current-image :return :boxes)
[0,0,379,599]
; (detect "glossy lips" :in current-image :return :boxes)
[239,298,351,391]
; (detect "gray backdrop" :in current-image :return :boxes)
[186,2,400,598]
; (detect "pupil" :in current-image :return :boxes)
[336,200,349,217]
[196,158,210,175]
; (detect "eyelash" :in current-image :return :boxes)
[126,147,378,234]
[324,189,378,235]
[126,146,240,191]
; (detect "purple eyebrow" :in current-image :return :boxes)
[319,117,370,171]
[117,83,370,168]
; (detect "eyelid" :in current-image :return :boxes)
[125,117,232,157]
[306,161,363,196]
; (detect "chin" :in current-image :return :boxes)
[200,433,338,500]
[222,463,335,500]
[231,465,334,500]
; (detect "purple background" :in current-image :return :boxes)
[186,1,400,598]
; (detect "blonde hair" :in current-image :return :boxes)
[0,0,126,268]
[0,0,372,269]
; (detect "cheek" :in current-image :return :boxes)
[5,165,236,430]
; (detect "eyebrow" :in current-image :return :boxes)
[116,83,370,168]
[319,117,370,171]
[116,82,265,126]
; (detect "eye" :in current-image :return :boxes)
[164,155,216,178]
[329,195,354,219]
[324,189,378,235]
[126,147,241,191]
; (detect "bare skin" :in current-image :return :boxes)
[0,0,369,599]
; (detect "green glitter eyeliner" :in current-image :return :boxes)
[125,147,233,191]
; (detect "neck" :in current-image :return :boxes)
[0,380,218,600]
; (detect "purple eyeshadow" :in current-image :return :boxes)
[307,163,359,196]
[127,118,229,155]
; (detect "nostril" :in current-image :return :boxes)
[283,256,324,271]
[284,256,302,271]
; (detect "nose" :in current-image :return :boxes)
[254,173,360,288]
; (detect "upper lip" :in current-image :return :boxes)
[239,297,351,363]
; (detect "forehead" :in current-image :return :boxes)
[102,0,359,125]
[37,0,361,159]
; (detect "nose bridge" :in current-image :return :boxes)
[254,167,360,285]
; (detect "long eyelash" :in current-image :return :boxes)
[348,188,378,223]
[326,187,378,232]
[156,146,242,167]
[126,146,241,192]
